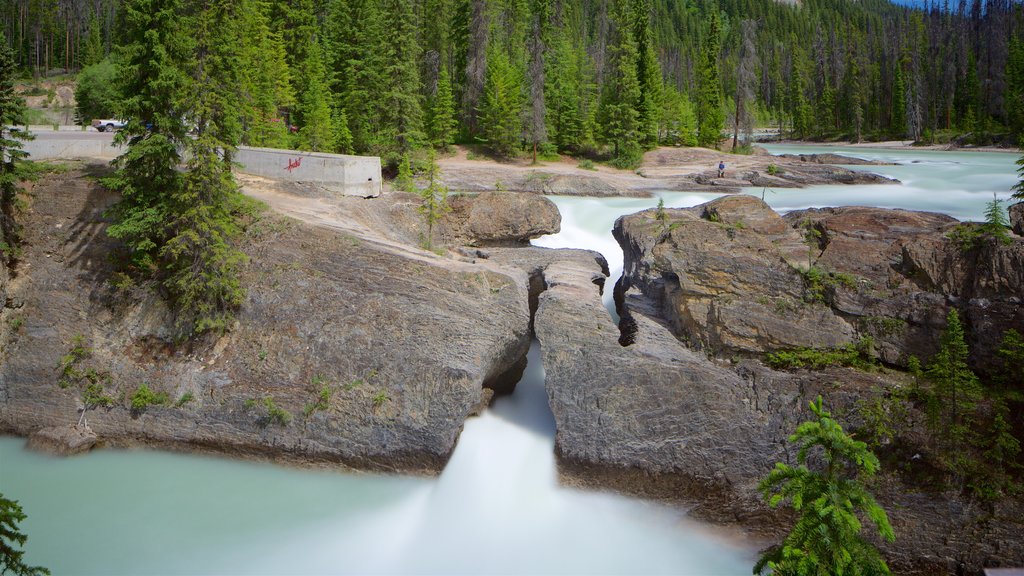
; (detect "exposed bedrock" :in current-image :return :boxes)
[0,168,534,472]
[1011,201,1024,237]
[614,195,1024,371]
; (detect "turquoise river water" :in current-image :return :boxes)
[1,144,1019,575]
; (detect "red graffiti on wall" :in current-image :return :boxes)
[286,157,302,172]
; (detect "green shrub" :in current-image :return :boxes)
[765,338,878,371]
[800,266,858,304]
[131,383,169,411]
[303,383,332,417]
[577,159,596,170]
[263,397,291,426]
[766,164,782,176]
[175,392,195,407]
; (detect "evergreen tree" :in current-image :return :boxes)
[755,396,895,576]
[527,0,549,162]
[696,10,723,148]
[239,3,294,149]
[981,194,1012,244]
[892,62,907,139]
[0,493,49,576]
[732,19,758,149]
[787,45,812,140]
[106,0,193,272]
[547,31,594,153]
[597,0,641,166]
[0,30,32,267]
[75,58,118,124]
[430,60,458,149]
[478,46,523,158]
[418,149,450,249]
[295,40,335,153]
[327,0,385,153]
[1014,145,1024,200]
[333,106,354,154]
[380,0,425,156]
[161,0,248,335]
[925,309,983,452]
[1006,37,1024,140]
[395,154,415,193]
[81,9,104,67]
[632,0,661,148]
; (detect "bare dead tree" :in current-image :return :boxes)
[733,19,758,149]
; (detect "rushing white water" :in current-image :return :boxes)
[2,144,1017,575]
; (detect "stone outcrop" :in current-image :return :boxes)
[0,167,533,473]
[614,196,1024,369]
[776,153,892,166]
[1011,201,1024,236]
[26,424,97,456]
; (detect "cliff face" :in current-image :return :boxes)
[605,195,1024,573]
[614,195,1024,372]
[0,166,554,472]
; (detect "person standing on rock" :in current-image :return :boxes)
[718,161,726,178]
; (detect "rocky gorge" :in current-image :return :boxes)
[0,153,1022,574]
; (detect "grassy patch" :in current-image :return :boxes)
[765,337,878,371]
[130,383,169,411]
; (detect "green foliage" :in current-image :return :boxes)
[577,159,596,170]
[0,31,32,268]
[294,41,335,153]
[766,164,781,176]
[980,194,1012,245]
[130,383,169,411]
[755,396,894,576]
[695,11,723,148]
[996,329,1024,388]
[373,391,390,407]
[429,61,458,149]
[765,338,878,372]
[0,493,50,576]
[74,58,118,123]
[923,309,982,452]
[1015,148,1024,200]
[857,386,909,450]
[800,266,857,304]
[654,197,668,233]
[946,222,984,252]
[395,154,416,193]
[303,382,332,417]
[251,396,291,426]
[478,47,523,158]
[175,392,195,407]
[418,150,450,249]
[597,0,641,166]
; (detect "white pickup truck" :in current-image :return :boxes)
[91,119,127,132]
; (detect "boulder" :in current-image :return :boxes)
[1011,201,1024,236]
[26,424,97,456]
[446,191,561,245]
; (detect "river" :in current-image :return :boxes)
[0,144,1018,575]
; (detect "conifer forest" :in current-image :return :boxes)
[3,0,1024,167]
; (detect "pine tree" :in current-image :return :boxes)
[527,0,549,162]
[395,154,415,193]
[733,19,758,149]
[755,396,895,576]
[981,193,1011,244]
[1014,145,1024,200]
[892,62,907,139]
[597,0,641,166]
[239,3,294,149]
[333,106,354,154]
[0,493,49,576]
[696,10,724,149]
[925,309,983,453]
[430,60,458,149]
[327,0,385,153]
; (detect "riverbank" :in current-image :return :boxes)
[436,144,898,196]
[772,138,1021,154]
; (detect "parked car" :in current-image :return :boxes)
[91,119,127,132]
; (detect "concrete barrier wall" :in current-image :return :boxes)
[233,146,382,198]
[18,131,382,198]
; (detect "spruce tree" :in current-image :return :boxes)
[239,3,294,149]
[632,0,661,148]
[0,30,32,267]
[478,46,523,158]
[418,149,450,249]
[430,60,458,150]
[82,9,104,67]
[1014,144,1024,200]
[0,493,49,576]
[597,0,641,166]
[333,106,354,154]
[381,0,425,156]
[1006,37,1024,140]
[755,396,895,576]
[695,10,724,148]
[295,40,335,153]
[925,309,983,453]
[106,0,192,272]
[327,0,385,153]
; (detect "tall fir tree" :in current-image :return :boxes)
[632,0,661,148]
[107,0,193,271]
[597,0,641,165]
[81,9,104,67]
[1006,37,1024,140]
[294,39,335,152]
[239,2,294,149]
[328,0,385,154]
[925,309,983,453]
[478,45,523,157]
[430,60,458,149]
[0,30,32,268]
[695,9,724,149]
[380,0,425,156]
